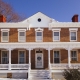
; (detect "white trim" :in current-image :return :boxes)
[1,50,9,64]
[35,49,43,68]
[53,30,60,41]
[35,30,43,42]
[53,49,61,63]
[1,30,9,42]
[18,31,26,42]
[71,50,78,61]
[1,29,10,31]
[35,27,43,31]
[69,28,78,31]
[18,50,26,64]
[52,29,61,31]
[70,30,77,42]
[18,29,26,31]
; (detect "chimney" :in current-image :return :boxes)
[0,14,6,22]
[72,14,78,22]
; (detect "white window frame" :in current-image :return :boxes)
[70,31,77,41]
[69,28,78,42]
[18,29,26,42]
[1,29,9,42]
[18,50,26,64]
[35,31,43,42]
[53,50,61,63]
[71,50,78,61]
[1,50,9,64]
[52,29,61,42]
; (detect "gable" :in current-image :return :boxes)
[22,12,58,28]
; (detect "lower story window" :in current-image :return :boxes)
[71,51,77,61]
[2,51,9,64]
[54,51,60,63]
[19,51,26,64]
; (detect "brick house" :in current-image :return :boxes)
[0,12,80,80]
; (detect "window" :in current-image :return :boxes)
[36,31,43,41]
[2,51,9,64]
[18,51,26,64]
[52,29,61,41]
[71,51,77,61]
[54,51,60,63]
[18,30,26,42]
[1,31,9,42]
[69,28,78,41]
[70,31,77,41]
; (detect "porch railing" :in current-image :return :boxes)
[0,64,8,69]
[11,64,29,69]
[51,63,68,69]
[0,64,29,70]
[51,63,80,69]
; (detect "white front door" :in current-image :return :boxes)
[35,53,43,68]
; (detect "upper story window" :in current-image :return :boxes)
[69,28,78,41]
[1,29,9,42]
[18,50,26,64]
[18,29,26,42]
[52,29,61,41]
[71,50,77,61]
[35,28,43,42]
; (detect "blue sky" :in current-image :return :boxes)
[3,0,80,22]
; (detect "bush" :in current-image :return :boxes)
[63,68,80,80]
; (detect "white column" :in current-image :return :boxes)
[29,48,31,70]
[9,48,11,70]
[68,48,71,67]
[48,48,51,69]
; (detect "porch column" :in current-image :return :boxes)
[48,48,51,69]
[68,48,71,67]
[9,48,11,70]
[29,48,31,70]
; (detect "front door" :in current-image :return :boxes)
[35,53,43,68]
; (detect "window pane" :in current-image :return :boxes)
[19,32,25,36]
[37,32,42,36]
[19,58,24,64]
[54,32,59,36]
[3,32,8,36]
[37,36,42,40]
[71,32,76,40]
[54,51,59,58]
[19,51,24,57]
[2,51,8,57]
[2,58,8,64]
[54,36,59,40]
[54,58,60,63]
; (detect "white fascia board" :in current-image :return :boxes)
[0,23,29,28]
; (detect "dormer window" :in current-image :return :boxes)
[35,28,43,42]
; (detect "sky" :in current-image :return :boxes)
[3,0,80,22]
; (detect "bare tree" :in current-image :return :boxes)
[0,0,24,22]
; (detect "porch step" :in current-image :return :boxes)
[29,70,51,80]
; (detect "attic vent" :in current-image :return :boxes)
[38,18,41,22]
